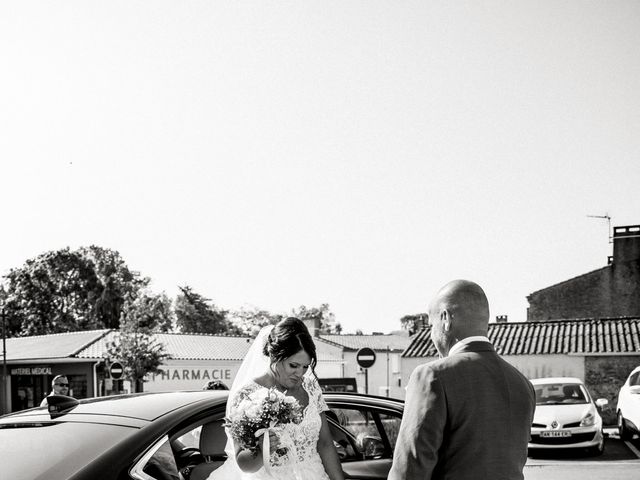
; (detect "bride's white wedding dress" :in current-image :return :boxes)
[232,377,330,480]
[207,326,331,480]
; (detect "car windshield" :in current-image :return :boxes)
[534,383,589,405]
[0,421,137,478]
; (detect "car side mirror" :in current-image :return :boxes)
[359,435,385,459]
[595,398,608,408]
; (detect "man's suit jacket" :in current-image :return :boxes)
[389,342,535,480]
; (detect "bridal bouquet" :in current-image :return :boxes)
[225,388,304,454]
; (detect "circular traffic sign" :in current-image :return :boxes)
[356,347,376,369]
[109,361,124,380]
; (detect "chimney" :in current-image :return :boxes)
[612,225,640,264]
[302,317,321,337]
[495,315,508,323]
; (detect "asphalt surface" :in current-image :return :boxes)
[524,429,640,480]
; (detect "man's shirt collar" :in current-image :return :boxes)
[448,336,491,356]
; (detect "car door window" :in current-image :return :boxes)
[132,436,181,480]
[378,412,402,450]
[327,419,360,461]
[328,406,400,460]
[132,416,227,480]
[630,372,640,386]
[176,425,202,449]
[172,418,227,480]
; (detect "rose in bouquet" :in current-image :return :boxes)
[224,388,304,455]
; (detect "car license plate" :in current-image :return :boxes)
[540,430,571,438]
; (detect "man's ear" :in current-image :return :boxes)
[441,309,451,332]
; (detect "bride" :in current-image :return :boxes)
[208,317,344,480]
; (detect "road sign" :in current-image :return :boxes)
[356,347,376,369]
[109,362,124,380]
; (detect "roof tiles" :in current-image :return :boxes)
[319,333,410,352]
[5,330,111,361]
[402,318,640,358]
[76,331,344,362]
[77,331,256,361]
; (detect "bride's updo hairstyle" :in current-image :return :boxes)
[263,317,318,376]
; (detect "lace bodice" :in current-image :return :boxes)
[229,375,330,480]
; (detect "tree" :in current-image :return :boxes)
[229,307,283,336]
[400,313,428,335]
[105,316,169,393]
[3,248,101,335]
[292,303,342,334]
[79,246,149,329]
[229,303,343,337]
[120,291,174,333]
[2,246,149,336]
[175,286,238,334]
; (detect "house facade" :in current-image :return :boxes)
[0,330,111,414]
[318,332,411,399]
[0,329,344,414]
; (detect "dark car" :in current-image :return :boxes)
[0,390,403,480]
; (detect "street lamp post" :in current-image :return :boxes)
[1,300,6,415]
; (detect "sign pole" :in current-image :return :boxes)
[365,368,368,395]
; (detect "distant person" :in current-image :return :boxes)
[389,280,536,480]
[40,375,70,406]
[202,380,228,390]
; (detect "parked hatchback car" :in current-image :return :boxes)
[0,390,404,480]
[616,365,640,440]
[529,377,608,455]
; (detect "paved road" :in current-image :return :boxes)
[525,464,640,480]
[524,432,640,480]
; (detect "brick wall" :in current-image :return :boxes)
[527,260,640,321]
[585,355,640,425]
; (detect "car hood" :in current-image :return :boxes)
[533,404,596,426]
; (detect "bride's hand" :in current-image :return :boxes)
[268,430,281,455]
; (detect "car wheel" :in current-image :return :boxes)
[618,411,633,441]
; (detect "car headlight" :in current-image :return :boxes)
[580,411,596,427]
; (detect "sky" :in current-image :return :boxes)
[2,1,639,334]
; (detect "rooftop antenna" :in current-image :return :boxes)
[587,213,612,243]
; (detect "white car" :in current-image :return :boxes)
[529,377,608,455]
[616,365,640,440]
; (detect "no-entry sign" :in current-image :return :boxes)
[356,347,376,369]
[109,362,124,380]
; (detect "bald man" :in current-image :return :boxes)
[389,280,535,480]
